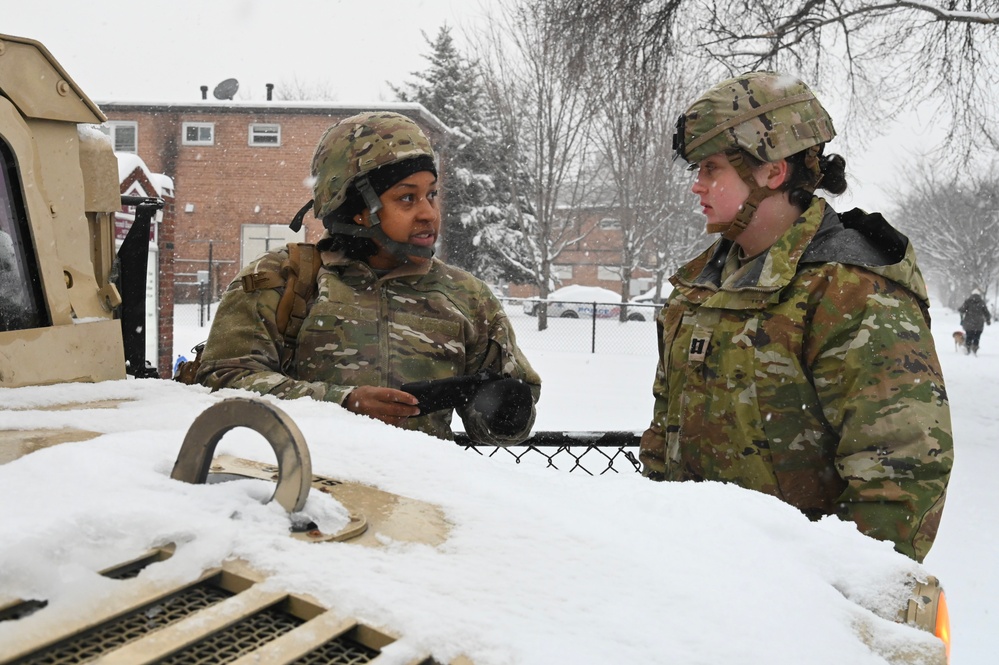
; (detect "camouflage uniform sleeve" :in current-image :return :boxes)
[640,297,685,479]
[458,288,542,446]
[806,265,953,562]
[640,313,669,479]
[196,260,350,404]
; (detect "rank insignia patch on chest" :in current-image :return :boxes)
[688,330,711,363]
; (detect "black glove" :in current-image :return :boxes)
[401,371,495,414]
[468,377,534,436]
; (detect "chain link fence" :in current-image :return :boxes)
[500,297,662,356]
[454,432,643,476]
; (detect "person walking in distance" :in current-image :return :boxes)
[958,288,991,355]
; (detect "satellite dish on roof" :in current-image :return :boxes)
[213,78,239,100]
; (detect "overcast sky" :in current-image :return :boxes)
[4,0,943,214]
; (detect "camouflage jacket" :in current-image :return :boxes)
[639,198,953,562]
[197,245,541,445]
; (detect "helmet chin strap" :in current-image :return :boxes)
[351,176,435,261]
[708,152,774,241]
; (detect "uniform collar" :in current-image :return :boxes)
[320,248,436,284]
[673,197,829,301]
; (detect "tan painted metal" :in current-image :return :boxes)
[211,454,450,548]
[0,318,126,387]
[0,399,125,464]
[0,32,126,388]
[172,397,450,548]
[0,34,105,123]
[171,397,314,514]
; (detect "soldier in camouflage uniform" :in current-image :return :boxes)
[197,112,540,445]
[640,72,952,562]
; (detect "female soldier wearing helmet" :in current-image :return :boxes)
[197,111,540,445]
[639,73,952,562]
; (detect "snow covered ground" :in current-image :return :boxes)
[0,301,991,663]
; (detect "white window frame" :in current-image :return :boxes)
[597,265,623,281]
[249,123,281,147]
[598,217,621,230]
[182,122,215,146]
[106,121,138,153]
[551,264,573,280]
[240,223,305,268]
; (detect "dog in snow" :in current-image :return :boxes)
[953,330,966,352]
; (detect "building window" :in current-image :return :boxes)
[249,123,281,146]
[552,264,573,280]
[240,224,304,268]
[598,265,623,281]
[103,121,137,153]
[182,122,215,146]
[598,217,621,230]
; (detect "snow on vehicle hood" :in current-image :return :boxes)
[0,379,940,664]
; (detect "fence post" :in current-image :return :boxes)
[591,302,597,353]
[198,283,207,327]
[207,241,214,322]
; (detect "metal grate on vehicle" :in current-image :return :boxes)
[157,599,304,664]
[11,576,233,665]
[292,631,381,665]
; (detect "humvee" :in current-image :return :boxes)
[0,32,949,664]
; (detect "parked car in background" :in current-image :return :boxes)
[631,283,674,304]
[621,283,674,322]
[523,285,622,318]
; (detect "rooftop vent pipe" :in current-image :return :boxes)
[266,83,274,101]
[200,85,208,100]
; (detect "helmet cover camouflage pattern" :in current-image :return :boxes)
[312,111,437,220]
[674,71,836,165]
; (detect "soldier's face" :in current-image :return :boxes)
[360,171,441,269]
[690,153,751,228]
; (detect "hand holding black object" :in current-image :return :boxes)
[401,372,534,434]
[401,371,496,414]
[468,377,534,436]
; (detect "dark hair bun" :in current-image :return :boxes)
[819,153,847,195]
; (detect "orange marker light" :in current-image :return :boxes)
[935,589,951,663]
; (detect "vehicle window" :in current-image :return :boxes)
[0,138,47,331]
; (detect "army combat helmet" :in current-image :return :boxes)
[290,111,438,260]
[673,71,836,239]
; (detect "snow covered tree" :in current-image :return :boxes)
[892,162,999,309]
[583,11,709,318]
[392,26,536,282]
[477,0,604,330]
[548,0,999,157]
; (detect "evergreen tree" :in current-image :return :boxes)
[393,26,537,283]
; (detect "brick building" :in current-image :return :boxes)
[98,100,449,302]
[504,206,658,301]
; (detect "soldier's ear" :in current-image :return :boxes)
[764,160,789,189]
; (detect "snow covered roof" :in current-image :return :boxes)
[96,99,454,136]
[115,152,173,196]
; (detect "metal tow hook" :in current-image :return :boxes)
[170,397,311,513]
